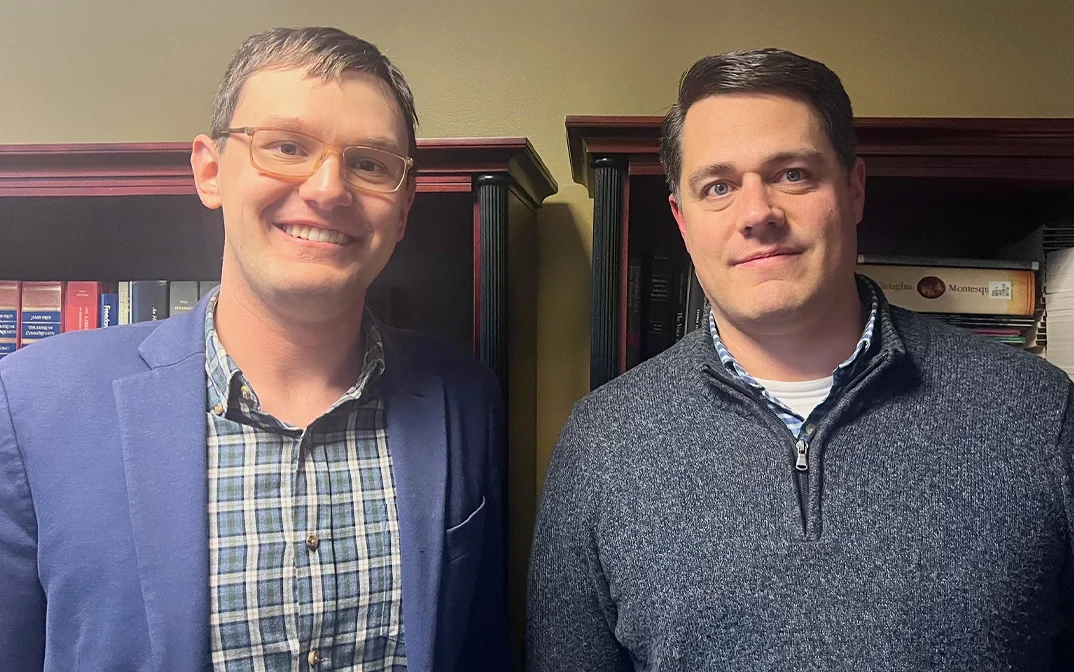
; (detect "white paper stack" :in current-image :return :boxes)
[1044,248,1074,377]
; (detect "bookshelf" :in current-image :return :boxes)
[0,137,556,667]
[566,115,1074,389]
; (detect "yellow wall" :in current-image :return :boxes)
[4,0,1074,492]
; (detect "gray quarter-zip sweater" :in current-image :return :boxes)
[527,294,1074,671]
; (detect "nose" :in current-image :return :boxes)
[735,173,785,236]
[299,151,353,210]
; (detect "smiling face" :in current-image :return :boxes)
[192,67,415,311]
[670,92,865,333]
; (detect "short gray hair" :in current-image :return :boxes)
[210,27,418,157]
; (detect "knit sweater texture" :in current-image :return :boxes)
[527,293,1074,671]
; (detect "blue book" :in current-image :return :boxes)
[100,291,119,327]
[20,281,62,346]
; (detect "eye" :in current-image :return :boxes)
[268,141,310,157]
[705,181,732,198]
[351,158,388,174]
[782,168,806,182]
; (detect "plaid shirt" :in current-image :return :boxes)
[709,284,878,439]
[205,294,407,671]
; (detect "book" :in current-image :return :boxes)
[0,281,20,358]
[199,281,219,300]
[132,280,169,322]
[64,281,102,332]
[100,286,119,327]
[625,260,642,369]
[118,281,132,325]
[856,254,1039,271]
[643,255,676,358]
[684,263,707,334]
[857,264,1036,315]
[20,281,63,346]
[169,281,200,315]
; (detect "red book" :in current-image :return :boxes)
[0,281,20,358]
[64,281,102,332]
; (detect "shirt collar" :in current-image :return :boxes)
[203,290,386,416]
[708,280,879,392]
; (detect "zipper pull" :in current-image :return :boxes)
[795,439,809,471]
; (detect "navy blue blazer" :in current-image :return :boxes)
[0,296,507,671]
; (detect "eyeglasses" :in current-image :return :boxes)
[214,127,414,194]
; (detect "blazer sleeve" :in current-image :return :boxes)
[0,371,46,670]
[454,381,510,671]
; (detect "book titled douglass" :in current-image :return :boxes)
[856,263,1036,315]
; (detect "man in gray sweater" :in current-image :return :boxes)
[527,48,1074,670]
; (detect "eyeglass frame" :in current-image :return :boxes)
[212,126,416,194]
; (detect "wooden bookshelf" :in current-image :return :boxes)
[566,115,1074,389]
[0,137,556,668]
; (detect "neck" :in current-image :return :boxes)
[715,279,864,382]
[213,279,367,426]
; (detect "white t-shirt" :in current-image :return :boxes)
[752,375,834,420]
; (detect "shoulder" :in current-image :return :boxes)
[892,307,1068,392]
[380,324,500,400]
[0,323,156,388]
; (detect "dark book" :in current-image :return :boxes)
[684,264,707,334]
[131,280,169,323]
[625,260,642,369]
[856,254,1039,271]
[169,281,200,315]
[643,255,676,359]
[100,287,119,328]
[673,264,689,343]
[199,281,219,300]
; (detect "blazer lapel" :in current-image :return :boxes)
[381,354,447,672]
[116,302,210,670]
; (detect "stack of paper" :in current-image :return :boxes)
[1044,248,1074,377]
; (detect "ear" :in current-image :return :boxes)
[848,157,866,225]
[190,134,223,210]
[669,191,689,242]
[395,179,417,242]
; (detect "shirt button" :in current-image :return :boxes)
[212,403,224,416]
[305,533,320,551]
[804,423,816,435]
[241,385,253,401]
[308,649,322,666]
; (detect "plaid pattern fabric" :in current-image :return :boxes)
[205,293,407,671]
[709,283,878,438]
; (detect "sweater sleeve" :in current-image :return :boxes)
[1054,381,1074,667]
[526,405,630,672]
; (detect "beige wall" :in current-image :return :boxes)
[4,0,1074,488]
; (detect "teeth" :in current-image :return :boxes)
[281,224,353,245]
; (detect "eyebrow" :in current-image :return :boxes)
[686,149,826,194]
[254,117,406,154]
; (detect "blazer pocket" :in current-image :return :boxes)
[444,496,486,563]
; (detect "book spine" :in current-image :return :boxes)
[673,265,688,342]
[20,281,63,346]
[625,260,642,369]
[198,281,219,300]
[857,264,1036,315]
[100,291,119,327]
[64,281,101,332]
[118,281,132,325]
[169,281,200,315]
[0,281,20,358]
[684,264,707,334]
[643,255,676,359]
[131,280,169,322]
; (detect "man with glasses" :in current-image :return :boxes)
[0,27,507,671]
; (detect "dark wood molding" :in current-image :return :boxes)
[0,137,558,202]
[589,158,625,390]
[476,174,511,395]
[567,116,1074,194]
